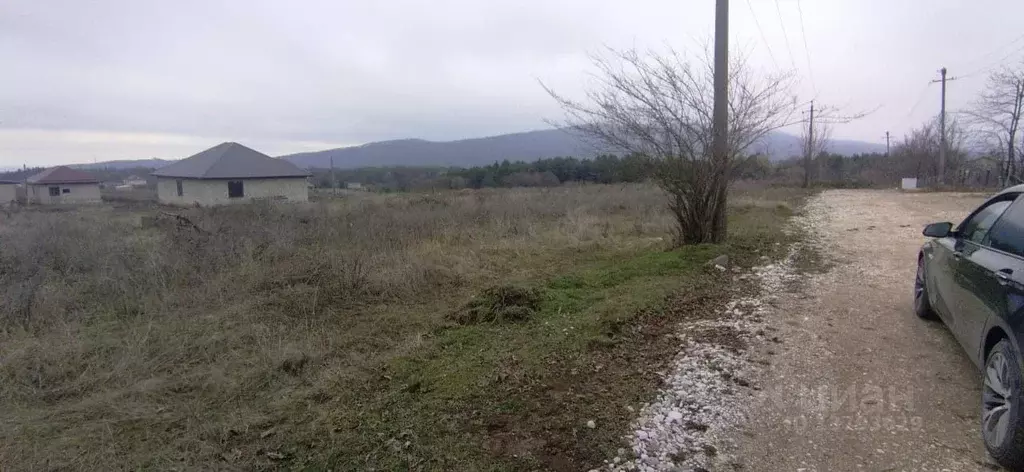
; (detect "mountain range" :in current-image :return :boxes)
[76,158,173,170]
[78,129,887,170]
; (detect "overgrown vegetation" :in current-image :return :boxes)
[0,183,810,470]
[450,285,544,325]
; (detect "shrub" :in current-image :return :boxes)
[450,285,544,325]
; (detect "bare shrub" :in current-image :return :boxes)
[545,47,797,245]
[0,184,685,469]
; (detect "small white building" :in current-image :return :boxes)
[124,175,148,187]
[152,142,310,206]
[26,167,102,204]
[0,180,18,205]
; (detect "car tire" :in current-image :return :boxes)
[982,339,1024,470]
[914,256,937,319]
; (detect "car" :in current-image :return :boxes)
[917,184,1024,469]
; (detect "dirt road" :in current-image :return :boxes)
[735,190,998,471]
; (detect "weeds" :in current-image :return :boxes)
[0,182,810,470]
[450,285,543,325]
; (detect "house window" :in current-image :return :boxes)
[48,186,60,196]
[228,180,244,198]
[62,188,70,194]
[176,179,183,197]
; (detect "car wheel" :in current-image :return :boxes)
[982,339,1024,469]
[914,256,936,319]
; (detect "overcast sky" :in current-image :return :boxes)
[2,0,1023,166]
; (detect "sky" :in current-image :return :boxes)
[2,0,1024,166]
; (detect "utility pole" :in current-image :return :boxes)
[330,156,337,194]
[711,0,729,242]
[885,131,891,157]
[803,101,815,188]
[931,67,957,185]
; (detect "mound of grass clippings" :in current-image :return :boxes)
[450,284,544,325]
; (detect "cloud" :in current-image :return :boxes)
[2,0,1023,164]
[0,129,350,166]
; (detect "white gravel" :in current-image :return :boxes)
[597,223,812,471]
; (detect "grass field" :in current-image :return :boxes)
[0,183,809,470]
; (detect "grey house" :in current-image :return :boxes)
[153,142,310,206]
[0,180,18,205]
[26,166,102,204]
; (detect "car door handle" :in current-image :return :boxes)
[997,269,1014,285]
[953,251,963,260]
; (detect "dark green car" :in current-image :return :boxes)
[918,185,1024,468]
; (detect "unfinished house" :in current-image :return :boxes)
[152,142,310,206]
[26,167,102,204]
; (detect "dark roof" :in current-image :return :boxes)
[27,166,100,184]
[152,142,310,179]
[0,180,19,185]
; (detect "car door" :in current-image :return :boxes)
[951,196,1017,360]
[969,198,1024,364]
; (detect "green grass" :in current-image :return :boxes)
[310,198,805,471]
[316,249,714,471]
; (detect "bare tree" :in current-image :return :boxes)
[544,47,797,245]
[965,65,1024,185]
[894,116,969,184]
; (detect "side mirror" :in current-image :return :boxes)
[923,222,953,238]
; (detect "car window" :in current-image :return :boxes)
[960,199,1013,244]
[986,198,1024,256]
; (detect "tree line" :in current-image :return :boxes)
[797,62,1024,189]
[309,154,656,191]
[310,144,1001,194]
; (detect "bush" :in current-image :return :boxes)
[450,285,544,325]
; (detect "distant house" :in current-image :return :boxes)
[152,142,310,206]
[960,156,1004,187]
[0,180,18,204]
[26,166,101,204]
[346,182,363,190]
[124,175,148,187]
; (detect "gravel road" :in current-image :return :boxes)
[735,189,998,471]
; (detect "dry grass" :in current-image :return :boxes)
[0,183,809,470]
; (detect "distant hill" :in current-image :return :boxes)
[282,130,601,169]
[280,129,887,169]
[69,129,887,171]
[74,159,173,170]
[746,133,888,159]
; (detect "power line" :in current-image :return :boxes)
[795,0,816,94]
[959,42,1024,80]
[905,81,934,118]
[960,32,1024,76]
[745,0,779,69]
[773,0,798,71]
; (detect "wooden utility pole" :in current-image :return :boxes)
[330,156,337,194]
[711,0,729,242]
[803,101,815,188]
[932,67,956,185]
[885,131,891,157]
